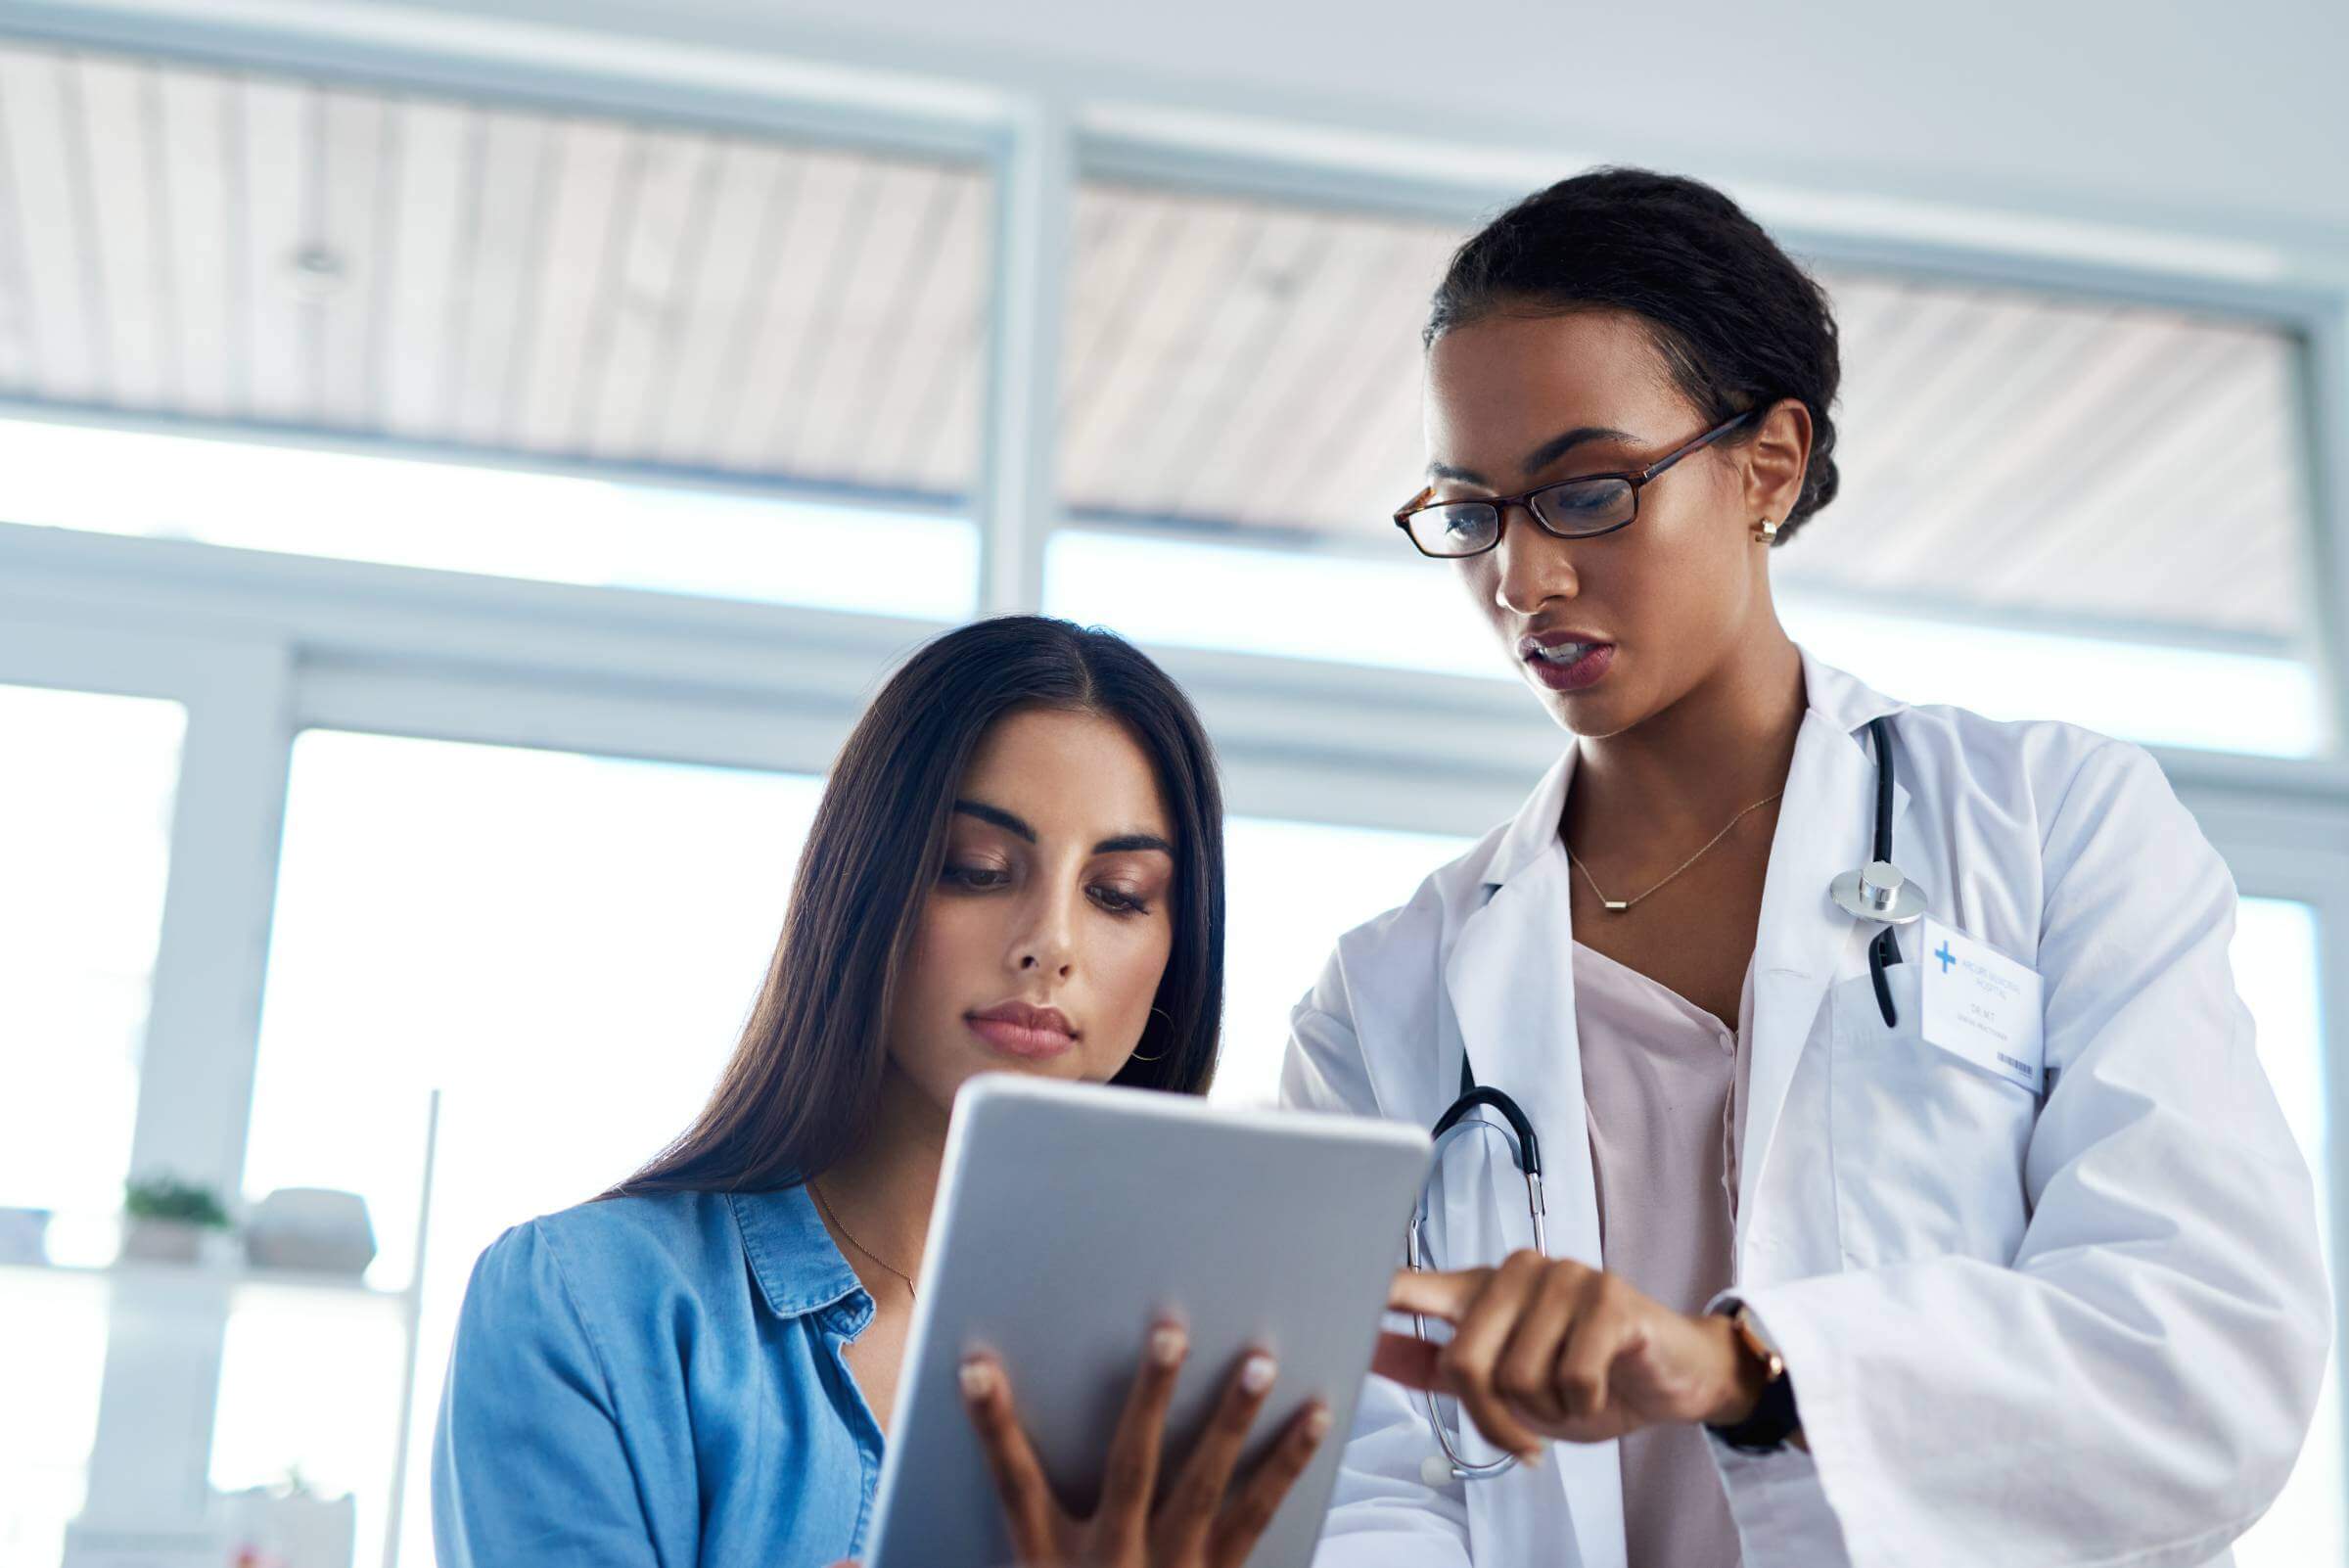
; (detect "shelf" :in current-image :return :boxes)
[0,1256,415,1312]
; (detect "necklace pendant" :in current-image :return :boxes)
[1603,899,1629,912]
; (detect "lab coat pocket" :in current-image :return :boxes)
[1826,968,2037,1270]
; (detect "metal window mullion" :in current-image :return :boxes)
[976,98,1073,616]
[2321,865,2349,1568]
[79,634,296,1524]
[2296,301,2349,754]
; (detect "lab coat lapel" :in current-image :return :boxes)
[1441,853,1597,1269]
[1735,692,1911,1248]
[1441,752,1627,1568]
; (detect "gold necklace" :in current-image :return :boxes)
[1566,788,1785,912]
[809,1180,919,1302]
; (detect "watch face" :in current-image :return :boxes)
[1733,1308,1785,1380]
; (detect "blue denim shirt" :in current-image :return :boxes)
[433,1184,883,1566]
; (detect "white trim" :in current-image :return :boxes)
[38,629,299,1525]
[0,521,1572,830]
[2297,304,2349,758]
[977,101,1073,615]
[0,0,1010,162]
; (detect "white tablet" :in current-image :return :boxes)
[866,1074,1431,1568]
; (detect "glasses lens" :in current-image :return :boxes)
[1405,501,1500,557]
[1530,478,1635,535]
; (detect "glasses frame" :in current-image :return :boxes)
[1392,406,1765,559]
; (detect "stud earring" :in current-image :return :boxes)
[1753,517,1780,543]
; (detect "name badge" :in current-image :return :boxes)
[1919,916,2046,1093]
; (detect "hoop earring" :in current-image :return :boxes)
[1752,516,1781,543]
[1128,1006,1175,1064]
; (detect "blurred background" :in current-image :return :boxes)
[0,0,2344,1563]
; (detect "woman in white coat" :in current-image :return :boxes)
[1280,167,2328,1568]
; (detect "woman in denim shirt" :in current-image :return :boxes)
[434,616,1328,1568]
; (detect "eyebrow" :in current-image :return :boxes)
[952,800,1174,857]
[1427,425,1637,486]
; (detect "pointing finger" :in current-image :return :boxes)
[1388,1266,1492,1324]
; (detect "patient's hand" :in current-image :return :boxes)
[958,1322,1329,1568]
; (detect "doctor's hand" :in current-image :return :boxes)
[959,1322,1331,1568]
[1376,1255,1766,1456]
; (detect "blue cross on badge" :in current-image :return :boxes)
[1935,941,1957,973]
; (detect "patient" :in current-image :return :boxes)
[432,614,1326,1566]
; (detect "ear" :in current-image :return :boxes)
[1739,398,1814,528]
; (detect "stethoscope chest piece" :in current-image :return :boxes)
[1829,858,1925,925]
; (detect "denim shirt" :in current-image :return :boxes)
[433,1184,884,1566]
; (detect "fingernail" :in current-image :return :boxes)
[1519,1446,1543,1467]
[959,1359,995,1400]
[1152,1325,1187,1365]
[1305,1405,1333,1439]
[1242,1354,1277,1394]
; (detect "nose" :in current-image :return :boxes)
[1492,503,1577,618]
[1012,887,1077,981]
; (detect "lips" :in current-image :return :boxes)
[966,999,1079,1060]
[1518,632,1615,694]
[1516,628,1611,662]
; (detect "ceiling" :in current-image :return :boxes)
[0,37,2319,646]
[0,39,994,497]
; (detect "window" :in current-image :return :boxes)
[2233,899,2340,1567]
[0,1279,109,1567]
[0,38,992,617]
[226,733,1475,1555]
[1217,817,1472,1104]
[0,682,184,1562]
[0,418,978,621]
[231,732,823,1563]
[1048,181,2330,758]
[0,683,184,1238]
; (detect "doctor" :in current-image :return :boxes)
[1281,167,2327,1568]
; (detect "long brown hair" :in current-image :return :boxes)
[608,616,1225,1197]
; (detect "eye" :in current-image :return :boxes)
[1547,482,1618,516]
[943,863,1009,891]
[1088,884,1150,916]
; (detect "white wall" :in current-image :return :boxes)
[344,0,2349,259]
[17,0,2347,268]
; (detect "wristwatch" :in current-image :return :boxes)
[1705,1303,1800,1453]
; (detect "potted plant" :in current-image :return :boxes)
[121,1174,231,1264]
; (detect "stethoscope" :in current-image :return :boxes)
[1405,716,1921,1483]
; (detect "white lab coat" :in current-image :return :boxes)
[1281,648,2327,1568]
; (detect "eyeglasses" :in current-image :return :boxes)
[1393,407,1763,559]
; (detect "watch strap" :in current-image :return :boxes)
[1706,1304,1800,1453]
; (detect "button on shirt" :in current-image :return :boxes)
[1574,940,1756,1568]
[434,1184,884,1567]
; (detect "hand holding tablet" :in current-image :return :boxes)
[958,1320,1331,1567]
[862,1074,1430,1568]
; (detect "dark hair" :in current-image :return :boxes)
[1426,167,1842,541]
[609,616,1225,1198]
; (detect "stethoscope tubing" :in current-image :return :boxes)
[1409,715,1913,1481]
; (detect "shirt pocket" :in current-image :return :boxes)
[1826,968,2038,1270]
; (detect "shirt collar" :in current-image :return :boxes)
[726,1183,871,1322]
[1476,644,1907,891]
